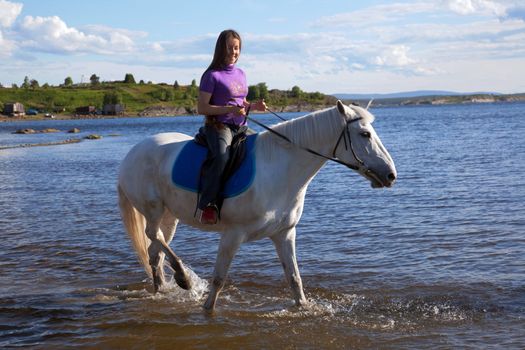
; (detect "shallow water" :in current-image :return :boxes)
[0,103,524,348]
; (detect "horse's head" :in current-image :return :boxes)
[334,100,397,188]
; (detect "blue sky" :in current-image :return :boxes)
[1,0,524,94]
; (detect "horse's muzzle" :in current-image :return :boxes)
[367,170,396,188]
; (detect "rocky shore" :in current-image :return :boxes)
[0,138,82,150]
[137,105,195,117]
[0,103,332,122]
[1,126,106,150]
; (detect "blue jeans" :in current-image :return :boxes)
[198,123,244,210]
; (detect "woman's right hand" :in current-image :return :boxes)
[229,105,246,116]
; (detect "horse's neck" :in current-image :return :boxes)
[263,107,343,154]
[257,107,344,184]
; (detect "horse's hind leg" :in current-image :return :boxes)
[159,209,191,290]
[143,203,175,292]
[146,222,190,291]
[145,215,166,293]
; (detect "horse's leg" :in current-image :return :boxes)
[145,217,165,293]
[146,221,191,291]
[159,210,191,290]
[160,208,178,245]
[203,233,242,312]
[271,227,307,307]
[157,211,176,283]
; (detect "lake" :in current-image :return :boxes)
[0,102,524,349]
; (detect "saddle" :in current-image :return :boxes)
[171,131,258,211]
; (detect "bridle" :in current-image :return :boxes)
[331,116,366,171]
[246,107,369,173]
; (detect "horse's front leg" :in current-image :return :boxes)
[271,227,307,307]
[203,233,242,312]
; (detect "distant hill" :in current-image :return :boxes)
[333,90,502,100]
[333,91,525,107]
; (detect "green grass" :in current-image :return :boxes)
[0,82,337,116]
[0,83,198,114]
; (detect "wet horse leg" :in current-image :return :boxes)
[203,233,242,312]
[159,211,191,290]
[271,227,307,306]
[145,220,164,292]
[145,205,191,292]
[157,239,191,290]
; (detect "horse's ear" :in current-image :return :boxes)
[337,100,346,115]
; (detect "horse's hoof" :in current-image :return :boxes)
[202,302,216,315]
[174,270,192,290]
[152,277,163,293]
[294,298,310,308]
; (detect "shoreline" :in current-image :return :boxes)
[2,98,525,123]
[0,113,154,122]
[0,138,82,150]
[0,110,270,123]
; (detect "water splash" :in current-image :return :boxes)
[159,265,209,302]
[87,265,209,304]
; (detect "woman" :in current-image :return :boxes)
[197,29,266,224]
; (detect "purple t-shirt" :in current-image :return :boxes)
[199,64,248,126]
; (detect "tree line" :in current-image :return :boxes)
[1,73,334,114]
[7,73,186,89]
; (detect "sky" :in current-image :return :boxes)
[1,0,524,94]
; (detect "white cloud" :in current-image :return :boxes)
[443,0,507,16]
[0,30,14,56]
[441,0,525,20]
[16,15,137,54]
[150,42,164,52]
[314,1,523,29]
[0,0,22,27]
[373,45,417,67]
[81,24,148,39]
[312,2,437,28]
[157,33,216,55]
[243,32,430,77]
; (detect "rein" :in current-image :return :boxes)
[246,108,365,172]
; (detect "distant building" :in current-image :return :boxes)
[103,104,124,115]
[75,106,96,115]
[3,102,25,117]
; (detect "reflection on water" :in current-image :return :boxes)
[0,104,524,348]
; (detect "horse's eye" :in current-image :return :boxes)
[360,131,371,138]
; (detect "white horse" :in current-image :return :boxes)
[118,101,396,311]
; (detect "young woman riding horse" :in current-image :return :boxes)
[196,29,266,224]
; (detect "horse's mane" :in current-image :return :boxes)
[257,104,374,158]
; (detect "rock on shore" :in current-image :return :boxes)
[13,128,61,134]
[138,106,195,117]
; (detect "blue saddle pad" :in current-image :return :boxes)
[171,134,257,198]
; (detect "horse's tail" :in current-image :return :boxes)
[118,185,152,277]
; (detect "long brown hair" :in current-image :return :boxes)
[206,29,242,71]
